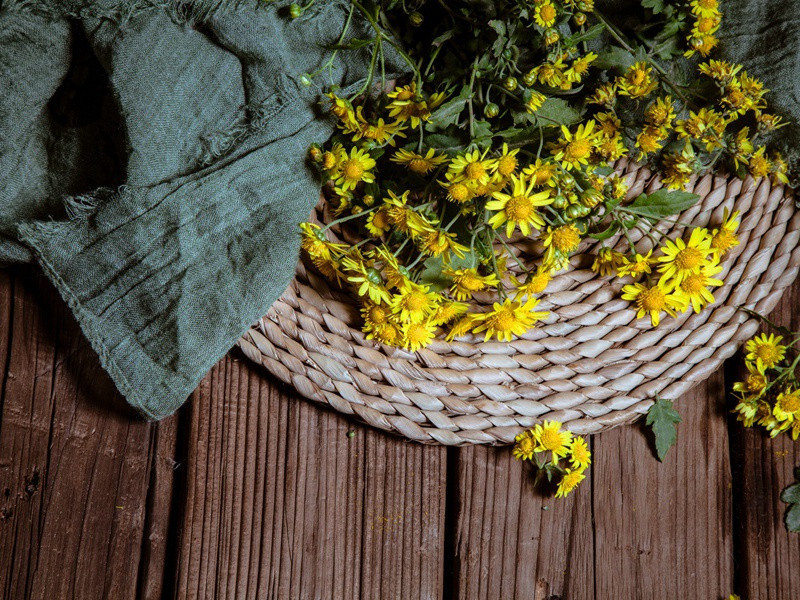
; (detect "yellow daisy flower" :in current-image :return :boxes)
[430,300,469,326]
[522,159,557,186]
[342,256,391,304]
[616,250,654,281]
[745,333,786,369]
[447,148,496,186]
[621,282,682,326]
[748,146,771,179]
[486,174,551,237]
[512,430,537,461]
[365,206,391,237]
[494,143,520,178]
[445,268,500,301]
[368,320,403,346]
[299,222,347,262]
[534,0,558,27]
[525,90,547,114]
[418,229,469,261]
[774,388,800,424]
[401,320,438,351]
[616,61,658,98]
[568,436,592,470]
[334,146,376,191]
[673,261,723,313]
[391,281,439,323]
[513,268,552,297]
[732,360,768,400]
[556,469,586,498]
[361,301,392,333]
[471,297,548,342]
[391,148,448,175]
[592,247,626,276]
[709,209,740,256]
[548,121,600,171]
[657,228,713,285]
[532,420,572,457]
[542,224,582,270]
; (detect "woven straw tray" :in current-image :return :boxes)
[237,159,800,445]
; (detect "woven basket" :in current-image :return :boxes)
[237,159,800,445]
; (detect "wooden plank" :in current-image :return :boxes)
[592,374,734,599]
[0,271,176,600]
[173,354,448,600]
[449,444,595,600]
[729,280,800,600]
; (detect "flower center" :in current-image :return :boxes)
[460,273,486,292]
[372,210,389,229]
[369,305,388,324]
[540,428,562,451]
[405,291,427,311]
[755,345,780,365]
[405,323,428,344]
[518,436,535,454]
[675,247,703,270]
[565,139,591,160]
[449,182,470,203]
[681,274,706,294]
[712,229,737,252]
[492,309,516,332]
[552,226,580,252]
[540,4,556,21]
[343,160,364,180]
[527,273,549,294]
[465,162,486,180]
[746,373,765,392]
[782,395,800,413]
[505,195,534,221]
[497,155,517,176]
[638,287,666,312]
[409,158,432,174]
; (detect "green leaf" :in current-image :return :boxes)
[593,46,636,70]
[587,221,620,241]
[645,396,681,462]
[563,23,603,47]
[430,85,471,128]
[782,473,800,533]
[641,0,665,13]
[530,97,583,128]
[625,189,699,222]
[418,251,477,292]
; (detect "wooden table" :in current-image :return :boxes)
[0,267,798,600]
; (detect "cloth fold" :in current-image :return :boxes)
[1,0,381,418]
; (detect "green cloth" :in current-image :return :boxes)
[1,0,383,419]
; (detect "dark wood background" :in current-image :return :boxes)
[0,267,798,600]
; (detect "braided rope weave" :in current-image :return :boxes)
[237,160,800,445]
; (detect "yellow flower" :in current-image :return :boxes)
[774,388,800,424]
[748,146,771,179]
[732,360,768,400]
[644,96,675,128]
[486,174,551,237]
[327,92,359,132]
[342,256,391,304]
[673,261,723,313]
[542,224,582,270]
[512,430,537,461]
[621,282,682,326]
[616,62,657,98]
[745,333,786,369]
[549,121,600,171]
[471,297,548,342]
[556,469,586,498]
[391,148,448,174]
[334,146,376,191]
[525,90,547,114]
[674,108,726,151]
[534,0,558,27]
[661,143,697,189]
[587,82,618,107]
[566,52,598,81]
[513,268,552,297]
[734,396,760,427]
[367,320,403,346]
[440,172,475,204]
[494,143,520,178]
[635,126,665,158]
[361,301,392,333]
[299,222,346,262]
[366,207,391,237]
[522,159,557,186]
[568,436,592,470]
[616,250,654,281]
[447,148,496,187]
[657,228,713,285]
[708,209,740,257]
[401,320,437,351]
[445,268,500,301]
[387,87,446,127]
[430,300,469,326]
[352,108,406,144]
[698,59,741,82]
[533,420,572,457]
[592,247,625,276]
[419,229,468,261]
[391,281,439,323]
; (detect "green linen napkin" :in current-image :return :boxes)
[1,0,384,419]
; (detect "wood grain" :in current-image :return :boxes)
[0,271,177,600]
[592,373,735,599]
[449,445,595,600]
[173,354,447,600]
[1,271,799,599]
[729,279,800,600]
